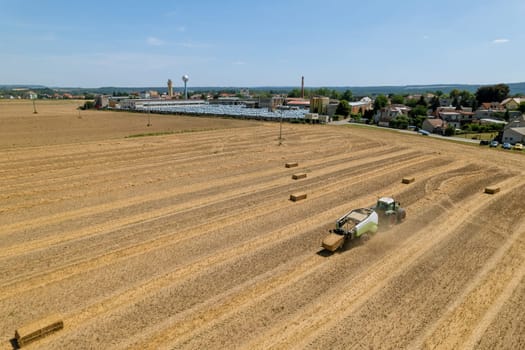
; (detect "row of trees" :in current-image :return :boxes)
[0,88,98,100]
[343,84,517,131]
[378,89,480,111]
[336,83,515,116]
[475,84,510,104]
[288,88,353,101]
[462,123,504,133]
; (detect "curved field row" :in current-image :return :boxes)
[0,125,375,177]
[474,266,525,350]
[1,118,524,350]
[416,215,525,349]
[0,148,433,297]
[0,128,380,218]
[0,145,413,249]
[137,177,523,350]
[293,180,525,350]
[0,139,390,219]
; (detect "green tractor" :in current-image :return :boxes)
[372,197,406,227]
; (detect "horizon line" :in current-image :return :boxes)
[2,81,525,90]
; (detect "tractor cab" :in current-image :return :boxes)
[373,197,406,226]
[375,197,396,213]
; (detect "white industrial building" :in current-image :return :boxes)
[119,99,205,110]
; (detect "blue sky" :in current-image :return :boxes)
[1,0,524,87]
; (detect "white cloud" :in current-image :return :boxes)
[147,36,165,46]
[492,38,509,44]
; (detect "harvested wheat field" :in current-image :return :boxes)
[1,101,524,349]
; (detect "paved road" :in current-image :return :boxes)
[329,119,482,145]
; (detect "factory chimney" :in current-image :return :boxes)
[301,76,304,99]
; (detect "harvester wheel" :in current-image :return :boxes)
[361,233,370,241]
[397,208,406,222]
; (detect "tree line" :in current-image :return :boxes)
[288,88,353,101]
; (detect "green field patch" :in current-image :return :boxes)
[125,128,217,138]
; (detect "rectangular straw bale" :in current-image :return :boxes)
[15,315,63,347]
[285,162,298,168]
[484,186,500,194]
[322,233,345,252]
[292,173,307,180]
[290,193,307,201]
[402,177,415,184]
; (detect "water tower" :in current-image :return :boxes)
[182,75,189,99]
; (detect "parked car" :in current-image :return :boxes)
[489,140,499,148]
[513,143,523,150]
[503,142,512,150]
[419,130,430,136]
[479,140,490,146]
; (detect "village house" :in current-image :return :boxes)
[407,93,434,102]
[475,100,521,120]
[139,90,160,99]
[421,118,446,134]
[95,95,109,109]
[500,97,524,110]
[348,97,373,115]
[475,102,502,118]
[439,97,453,107]
[23,91,38,99]
[481,102,502,110]
[502,114,525,144]
[374,105,411,126]
[438,108,475,129]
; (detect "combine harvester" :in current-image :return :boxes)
[322,197,406,252]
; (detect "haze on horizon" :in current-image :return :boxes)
[1,0,524,88]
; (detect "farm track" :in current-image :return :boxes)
[1,118,524,350]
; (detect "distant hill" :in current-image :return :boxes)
[0,84,48,90]
[343,82,525,96]
[250,82,525,96]
[2,82,525,96]
[72,82,525,96]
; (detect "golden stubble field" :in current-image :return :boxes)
[1,100,524,349]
